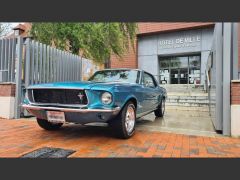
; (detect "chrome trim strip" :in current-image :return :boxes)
[28,87,85,90]
[28,102,88,108]
[22,104,121,113]
[136,109,157,119]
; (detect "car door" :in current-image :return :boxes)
[142,72,159,112]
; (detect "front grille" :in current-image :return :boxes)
[30,89,88,105]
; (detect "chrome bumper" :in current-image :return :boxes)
[22,104,120,113]
[22,104,121,124]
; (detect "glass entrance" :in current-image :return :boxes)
[170,68,188,84]
[170,69,179,84]
[159,55,201,84]
[180,68,188,84]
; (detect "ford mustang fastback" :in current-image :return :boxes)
[22,68,167,139]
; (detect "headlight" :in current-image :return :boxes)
[101,92,112,105]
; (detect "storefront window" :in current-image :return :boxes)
[159,60,169,68]
[189,55,201,67]
[159,69,170,84]
[189,67,201,84]
[171,56,188,68]
[170,59,180,68]
[159,55,201,84]
[188,56,201,84]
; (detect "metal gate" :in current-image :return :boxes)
[0,37,83,119]
[0,38,17,82]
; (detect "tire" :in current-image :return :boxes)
[109,101,136,139]
[154,98,165,117]
[37,118,63,130]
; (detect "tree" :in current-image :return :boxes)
[0,23,11,37]
[30,23,137,63]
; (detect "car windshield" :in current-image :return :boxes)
[89,70,140,83]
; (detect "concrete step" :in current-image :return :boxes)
[167,92,208,96]
[162,84,210,108]
[162,84,204,88]
[164,87,205,90]
[166,93,209,105]
[165,105,210,112]
[166,99,209,104]
[166,102,209,107]
[166,89,205,93]
[167,96,209,100]
[162,84,206,93]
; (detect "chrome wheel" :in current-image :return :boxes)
[125,104,135,134]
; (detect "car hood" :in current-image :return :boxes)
[27,81,133,91]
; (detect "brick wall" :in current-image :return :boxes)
[138,22,214,35]
[231,80,240,105]
[110,41,137,68]
[0,83,16,97]
[110,22,214,68]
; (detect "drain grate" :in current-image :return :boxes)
[21,147,76,158]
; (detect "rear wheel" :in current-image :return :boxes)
[154,98,165,117]
[37,118,63,130]
[109,101,136,139]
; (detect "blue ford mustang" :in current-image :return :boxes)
[22,68,167,138]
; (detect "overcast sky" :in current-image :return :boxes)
[0,22,22,36]
[9,22,23,29]
[2,22,21,28]
[10,22,20,27]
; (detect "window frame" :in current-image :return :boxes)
[141,71,158,88]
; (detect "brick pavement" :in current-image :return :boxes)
[0,118,240,158]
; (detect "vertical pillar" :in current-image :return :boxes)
[222,23,232,135]
[25,38,30,87]
[232,23,239,80]
[213,23,223,131]
[14,37,23,119]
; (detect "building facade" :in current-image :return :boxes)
[110,23,216,85]
[110,23,240,136]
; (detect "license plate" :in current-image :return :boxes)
[47,111,65,123]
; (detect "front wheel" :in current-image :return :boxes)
[37,118,63,130]
[109,101,136,139]
[154,98,165,117]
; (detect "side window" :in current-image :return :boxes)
[143,73,156,88]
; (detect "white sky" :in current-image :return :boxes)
[2,22,22,28]
[9,22,19,26]
[0,22,23,36]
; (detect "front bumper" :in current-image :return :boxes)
[22,104,121,124]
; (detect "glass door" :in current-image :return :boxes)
[159,58,170,84]
[179,68,188,84]
[170,68,188,84]
[170,69,179,84]
[188,56,201,84]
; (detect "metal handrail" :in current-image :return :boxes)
[206,70,211,88]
